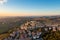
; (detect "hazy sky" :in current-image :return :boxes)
[0,0,60,16]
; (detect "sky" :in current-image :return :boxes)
[0,0,60,16]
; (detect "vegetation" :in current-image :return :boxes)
[0,33,9,40]
[43,31,60,40]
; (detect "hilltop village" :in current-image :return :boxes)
[0,16,60,40]
[20,21,60,32]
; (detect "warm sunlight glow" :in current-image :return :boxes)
[0,0,7,5]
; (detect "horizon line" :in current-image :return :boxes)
[0,15,60,17]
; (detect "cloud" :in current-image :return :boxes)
[0,0,7,5]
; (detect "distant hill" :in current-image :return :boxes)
[0,16,60,34]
